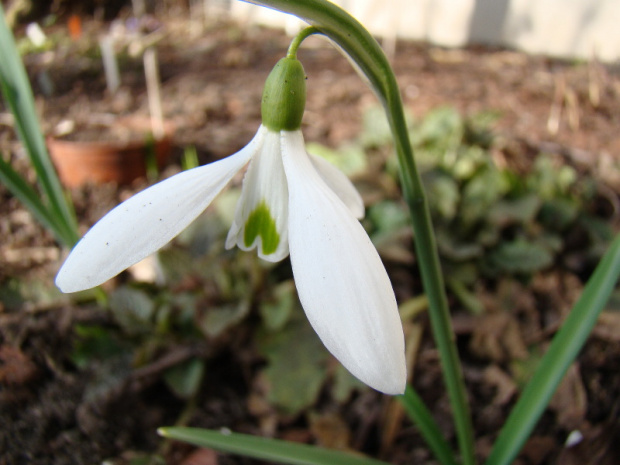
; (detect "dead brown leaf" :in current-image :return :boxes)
[309,412,351,450]
[593,311,620,342]
[483,365,517,406]
[380,322,424,453]
[0,345,39,384]
[180,448,219,465]
[549,363,587,429]
[470,312,529,363]
[520,436,556,464]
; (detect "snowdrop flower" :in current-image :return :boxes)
[56,56,406,394]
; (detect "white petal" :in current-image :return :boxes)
[281,130,406,395]
[309,152,364,219]
[225,127,289,262]
[56,131,262,293]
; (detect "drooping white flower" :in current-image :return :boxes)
[56,57,406,395]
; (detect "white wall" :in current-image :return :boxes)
[231,0,620,62]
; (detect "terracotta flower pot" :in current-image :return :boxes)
[48,119,174,187]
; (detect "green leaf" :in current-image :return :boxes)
[360,104,413,148]
[460,167,509,225]
[108,287,156,336]
[486,238,554,274]
[451,145,487,180]
[424,171,460,220]
[538,198,579,231]
[488,194,541,227]
[159,427,390,465]
[306,142,367,176]
[509,347,544,389]
[0,5,78,246]
[436,229,484,261]
[447,278,484,315]
[0,275,64,311]
[258,317,328,415]
[398,386,459,465]
[0,154,68,244]
[71,324,127,369]
[527,156,577,198]
[417,106,463,149]
[367,200,409,234]
[157,248,194,284]
[175,208,229,257]
[332,364,366,402]
[164,358,205,399]
[463,110,501,148]
[123,453,166,465]
[199,300,250,338]
[260,280,296,331]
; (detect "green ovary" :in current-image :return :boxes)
[244,202,280,255]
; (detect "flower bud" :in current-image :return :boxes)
[261,57,306,131]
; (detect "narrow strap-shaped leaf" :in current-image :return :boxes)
[0,4,78,246]
[398,385,459,465]
[159,427,390,465]
[485,233,620,465]
[0,153,73,245]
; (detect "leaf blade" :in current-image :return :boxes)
[159,427,390,465]
[0,5,78,246]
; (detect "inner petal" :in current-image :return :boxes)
[225,127,290,262]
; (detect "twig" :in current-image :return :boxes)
[99,35,120,94]
[143,46,165,139]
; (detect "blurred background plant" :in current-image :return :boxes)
[0,4,79,248]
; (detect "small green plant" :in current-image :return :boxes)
[355,105,613,312]
[0,5,79,248]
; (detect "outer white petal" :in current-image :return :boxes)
[281,130,406,395]
[309,153,364,219]
[225,127,289,262]
[56,131,262,293]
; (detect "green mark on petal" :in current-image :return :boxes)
[244,202,280,256]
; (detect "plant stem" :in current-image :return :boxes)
[287,26,320,58]
[391,94,476,465]
[252,1,476,463]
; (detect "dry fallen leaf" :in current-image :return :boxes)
[593,311,620,342]
[180,448,219,465]
[470,312,529,362]
[0,345,38,384]
[483,365,517,406]
[549,363,587,429]
[309,412,351,451]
